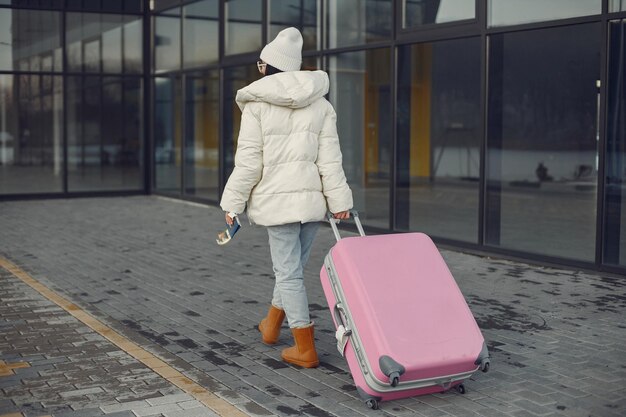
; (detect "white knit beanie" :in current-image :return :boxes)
[260,27,303,72]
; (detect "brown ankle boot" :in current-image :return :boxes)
[258,305,285,345]
[281,323,319,368]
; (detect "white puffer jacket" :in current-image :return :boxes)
[220,70,353,226]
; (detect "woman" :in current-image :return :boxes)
[220,27,353,368]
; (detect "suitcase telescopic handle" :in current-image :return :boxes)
[327,210,365,242]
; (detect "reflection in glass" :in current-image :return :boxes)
[488,0,601,27]
[225,0,263,55]
[67,13,139,74]
[404,0,475,27]
[184,0,219,68]
[185,71,220,199]
[223,65,261,179]
[67,76,143,191]
[397,38,481,242]
[102,22,122,73]
[328,49,391,228]
[302,56,319,70]
[0,75,63,195]
[327,0,391,49]
[155,8,181,72]
[604,20,626,266]
[611,1,626,12]
[123,16,143,73]
[269,0,319,50]
[0,9,62,72]
[154,76,182,193]
[486,24,601,260]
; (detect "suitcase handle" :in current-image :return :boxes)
[333,304,352,356]
[327,210,365,242]
[333,304,349,329]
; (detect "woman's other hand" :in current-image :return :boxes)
[225,212,234,226]
[333,210,350,220]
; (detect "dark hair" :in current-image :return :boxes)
[265,64,283,76]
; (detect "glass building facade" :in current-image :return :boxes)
[1,0,625,274]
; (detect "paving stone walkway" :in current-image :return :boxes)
[0,266,221,417]
[1,196,625,417]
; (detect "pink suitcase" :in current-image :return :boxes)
[320,212,490,410]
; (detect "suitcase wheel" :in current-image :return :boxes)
[455,384,466,394]
[365,399,379,410]
[480,359,491,373]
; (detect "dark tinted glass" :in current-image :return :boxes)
[488,0,601,27]
[184,71,220,199]
[223,65,260,179]
[0,74,64,195]
[610,0,626,11]
[123,15,143,74]
[327,0,391,49]
[154,0,180,12]
[404,0,475,27]
[225,0,262,55]
[486,24,601,260]
[66,76,143,191]
[183,0,219,68]
[67,13,138,74]
[328,48,392,229]
[269,0,319,50]
[397,38,481,242]
[154,76,182,193]
[154,8,181,72]
[604,20,626,266]
[0,9,62,72]
[101,0,124,12]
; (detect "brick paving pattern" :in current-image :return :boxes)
[0,267,220,417]
[1,196,625,417]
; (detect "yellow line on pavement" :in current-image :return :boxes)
[0,257,249,417]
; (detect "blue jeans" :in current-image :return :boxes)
[267,222,320,328]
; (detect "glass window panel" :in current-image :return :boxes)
[102,21,123,73]
[327,0,391,49]
[0,74,64,195]
[67,0,83,9]
[610,1,626,12]
[67,13,129,74]
[486,24,601,261]
[223,64,261,178]
[183,0,219,68]
[184,71,220,199]
[604,20,626,266]
[67,13,98,72]
[123,16,143,73]
[102,0,124,12]
[404,0,475,28]
[124,1,142,13]
[154,0,180,12]
[488,0,601,27]
[83,38,101,72]
[269,0,319,51]
[396,37,481,242]
[302,56,319,70]
[67,76,142,191]
[328,48,392,229]
[154,76,183,193]
[154,8,181,72]
[0,9,62,72]
[122,78,143,172]
[225,0,263,55]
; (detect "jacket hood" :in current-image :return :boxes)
[236,70,329,111]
